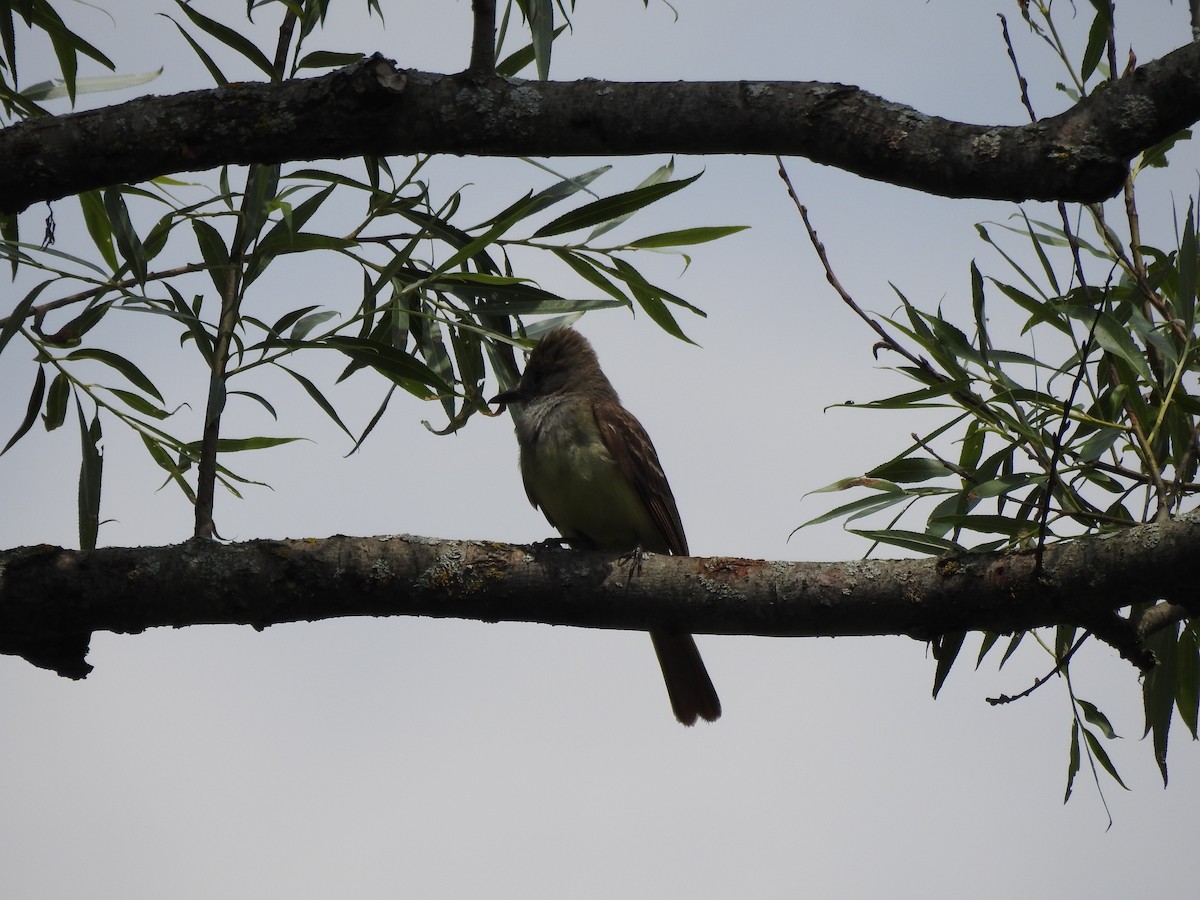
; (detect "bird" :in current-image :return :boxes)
[491,327,720,725]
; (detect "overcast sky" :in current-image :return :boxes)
[3,2,1199,898]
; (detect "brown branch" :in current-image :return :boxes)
[986,633,1090,706]
[1136,601,1195,640]
[4,41,1200,215]
[469,0,497,74]
[775,157,931,372]
[2,513,1199,679]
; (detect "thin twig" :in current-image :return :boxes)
[469,0,497,73]
[1166,424,1200,513]
[997,15,1037,121]
[1000,14,1118,577]
[986,632,1090,705]
[775,157,930,374]
[272,10,298,80]
[910,432,976,483]
[0,263,212,333]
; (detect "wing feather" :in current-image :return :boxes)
[592,399,688,556]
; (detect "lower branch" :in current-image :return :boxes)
[2,513,1198,679]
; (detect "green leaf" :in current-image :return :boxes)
[21,68,162,101]
[866,457,954,484]
[625,225,749,249]
[1064,720,1081,804]
[250,231,354,266]
[295,50,365,70]
[2,366,47,456]
[101,387,170,420]
[192,218,231,297]
[43,372,70,430]
[1177,622,1200,740]
[795,491,914,529]
[246,183,340,283]
[495,24,569,77]
[847,528,964,555]
[1177,202,1196,332]
[325,336,449,393]
[171,0,275,80]
[1081,726,1128,791]
[927,514,1036,537]
[76,398,103,551]
[277,365,354,440]
[553,249,632,306]
[1080,4,1110,83]
[519,163,612,219]
[103,188,148,285]
[1082,311,1153,383]
[976,631,1001,668]
[471,296,621,316]
[852,379,969,410]
[610,257,694,343]
[1135,129,1192,172]
[932,631,966,698]
[970,473,1045,500]
[78,190,118,271]
[525,0,554,80]
[533,172,702,238]
[1077,698,1119,739]
[183,436,304,454]
[228,389,278,420]
[238,164,281,253]
[1019,210,1066,296]
[999,631,1025,669]
[0,280,53,356]
[159,13,228,85]
[0,211,17,277]
[589,159,676,242]
[65,348,164,402]
[970,260,990,365]
[289,310,339,341]
[1142,622,1179,786]
[1077,426,1123,462]
[163,284,216,366]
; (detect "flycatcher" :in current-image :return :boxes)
[491,327,721,725]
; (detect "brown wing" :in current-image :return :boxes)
[592,398,688,556]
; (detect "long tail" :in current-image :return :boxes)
[650,632,721,725]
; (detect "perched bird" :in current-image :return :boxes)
[491,328,720,725]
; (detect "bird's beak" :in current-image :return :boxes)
[490,386,523,408]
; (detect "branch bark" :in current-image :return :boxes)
[3,513,1198,679]
[4,41,1200,214]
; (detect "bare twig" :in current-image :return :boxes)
[997,15,1037,121]
[999,15,1124,577]
[0,263,212,334]
[986,633,1090,705]
[775,157,932,374]
[469,0,497,73]
[272,10,298,80]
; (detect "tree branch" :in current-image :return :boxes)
[3,513,1199,679]
[469,0,497,74]
[4,42,1200,214]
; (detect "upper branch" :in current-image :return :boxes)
[3,512,1198,678]
[3,42,1200,214]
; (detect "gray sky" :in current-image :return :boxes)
[2,2,1198,897]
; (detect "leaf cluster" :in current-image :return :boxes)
[0,1,743,546]
[798,0,1200,811]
